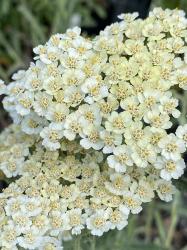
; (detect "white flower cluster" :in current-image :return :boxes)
[0,125,176,249]
[0,7,187,250]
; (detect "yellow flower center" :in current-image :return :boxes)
[165,160,176,172]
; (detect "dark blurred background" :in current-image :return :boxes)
[0,1,187,249]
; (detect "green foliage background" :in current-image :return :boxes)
[0,0,187,249]
[0,0,106,81]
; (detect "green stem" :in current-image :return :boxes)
[90,235,96,250]
[114,229,125,249]
[165,192,180,249]
[127,215,137,240]
[155,211,166,245]
[145,201,154,243]
[74,235,81,250]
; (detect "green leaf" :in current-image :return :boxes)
[0,31,22,61]
[18,4,46,44]
[0,0,11,16]
[161,0,181,9]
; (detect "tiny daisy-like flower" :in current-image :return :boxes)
[80,125,104,150]
[81,77,108,104]
[100,130,122,154]
[40,123,64,150]
[64,113,83,141]
[156,180,176,202]
[46,103,69,128]
[155,157,185,181]
[107,145,133,173]
[33,92,53,116]
[131,142,157,168]
[1,8,187,249]
[105,111,132,134]
[68,208,85,235]
[108,208,128,230]
[17,231,43,250]
[105,173,131,195]
[78,103,101,127]
[159,91,180,118]
[1,224,21,248]
[158,134,185,161]
[21,113,45,135]
[12,213,32,233]
[120,192,142,215]
[50,211,70,236]
[132,180,155,203]
[86,209,111,236]
[0,157,24,178]
[16,92,34,116]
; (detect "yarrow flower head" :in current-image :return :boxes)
[0,7,187,249]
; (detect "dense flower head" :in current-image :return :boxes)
[0,7,187,250]
[0,125,176,249]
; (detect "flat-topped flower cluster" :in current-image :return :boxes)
[0,7,187,250]
[0,125,176,250]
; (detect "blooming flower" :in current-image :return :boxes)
[0,7,187,249]
[40,123,64,150]
[158,134,185,160]
[80,125,104,150]
[21,113,45,135]
[156,180,175,202]
[105,111,132,134]
[119,192,142,215]
[107,145,133,172]
[155,157,185,181]
[16,92,34,116]
[86,209,111,236]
